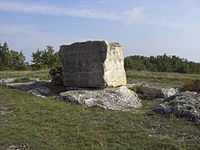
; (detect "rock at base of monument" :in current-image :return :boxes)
[59,40,127,88]
[59,86,142,111]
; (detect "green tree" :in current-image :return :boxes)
[9,50,27,70]
[0,42,28,71]
[0,42,10,70]
[31,46,61,70]
[124,54,200,74]
[32,49,45,69]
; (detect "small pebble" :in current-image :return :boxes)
[0,111,4,116]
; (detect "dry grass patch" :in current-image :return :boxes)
[0,70,50,80]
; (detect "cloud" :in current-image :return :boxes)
[123,7,144,25]
[144,18,187,28]
[0,1,144,24]
[0,1,120,20]
[0,1,187,28]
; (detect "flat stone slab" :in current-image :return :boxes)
[59,86,142,110]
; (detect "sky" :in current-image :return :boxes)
[0,0,200,63]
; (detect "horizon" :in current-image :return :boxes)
[0,0,199,63]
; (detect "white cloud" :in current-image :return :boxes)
[143,18,187,28]
[0,1,188,28]
[0,1,120,20]
[123,7,144,25]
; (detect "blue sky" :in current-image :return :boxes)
[0,0,200,62]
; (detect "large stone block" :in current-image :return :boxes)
[59,41,127,87]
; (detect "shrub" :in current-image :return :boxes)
[14,77,31,83]
[129,85,142,93]
[183,80,200,94]
[49,67,63,85]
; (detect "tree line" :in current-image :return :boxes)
[0,42,61,71]
[124,54,200,74]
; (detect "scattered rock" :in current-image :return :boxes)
[27,77,40,82]
[5,81,52,98]
[139,85,177,100]
[153,103,172,114]
[6,144,18,150]
[6,144,27,150]
[59,86,142,110]
[153,91,200,121]
[0,111,5,115]
[0,77,40,83]
[0,78,17,83]
[28,86,51,98]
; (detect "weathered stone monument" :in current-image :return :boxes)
[59,41,127,88]
[58,41,141,110]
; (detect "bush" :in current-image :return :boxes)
[14,77,31,83]
[129,85,142,93]
[183,80,200,94]
[49,67,63,85]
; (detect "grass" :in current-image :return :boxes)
[126,70,200,88]
[0,70,51,80]
[0,70,200,149]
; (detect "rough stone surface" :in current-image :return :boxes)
[139,85,177,100]
[59,86,142,110]
[0,78,16,83]
[5,81,51,98]
[153,91,200,121]
[6,144,27,150]
[0,111,4,116]
[59,40,126,88]
[0,77,39,83]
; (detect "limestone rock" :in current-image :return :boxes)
[6,144,27,150]
[0,77,40,83]
[59,40,126,88]
[139,85,177,100]
[153,91,200,121]
[0,78,16,83]
[5,81,52,98]
[59,86,142,110]
[0,111,4,116]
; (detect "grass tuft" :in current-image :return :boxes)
[183,80,200,94]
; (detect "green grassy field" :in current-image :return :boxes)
[126,70,200,88]
[0,70,51,80]
[0,70,200,150]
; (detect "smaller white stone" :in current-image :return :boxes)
[0,111,4,115]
